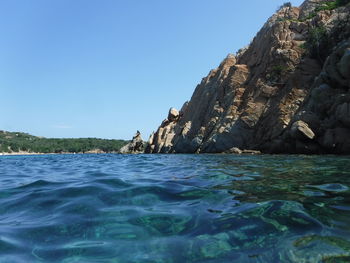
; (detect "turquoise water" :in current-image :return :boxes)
[0,154,350,263]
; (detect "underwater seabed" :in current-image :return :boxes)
[0,154,350,262]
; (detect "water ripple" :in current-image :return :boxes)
[0,154,350,262]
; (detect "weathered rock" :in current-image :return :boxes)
[308,84,334,115]
[225,147,242,154]
[336,102,350,127]
[168,108,179,122]
[291,121,316,140]
[319,128,350,153]
[146,1,350,154]
[325,41,350,88]
[299,0,331,19]
[180,101,189,115]
[119,131,145,154]
[295,111,321,133]
[339,48,350,80]
[241,149,262,155]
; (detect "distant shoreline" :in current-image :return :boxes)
[0,151,119,156]
[1,152,48,156]
[0,130,128,155]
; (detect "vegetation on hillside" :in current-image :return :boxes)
[315,0,350,11]
[0,130,128,153]
[303,25,331,62]
[302,0,350,20]
[303,4,350,62]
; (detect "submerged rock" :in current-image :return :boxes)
[241,149,262,155]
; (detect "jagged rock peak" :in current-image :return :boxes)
[119,131,145,154]
[264,4,299,28]
[220,53,236,66]
[226,53,235,59]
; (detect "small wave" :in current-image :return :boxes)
[309,183,349,193]
[0,236,20,252]
[15,179,63,189]
[92,178,132,189]
[64,240,107,248]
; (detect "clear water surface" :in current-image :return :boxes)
[0,154,350,263]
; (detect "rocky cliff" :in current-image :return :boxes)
[146,0,350,154]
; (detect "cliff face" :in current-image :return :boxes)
[146,0,350,154]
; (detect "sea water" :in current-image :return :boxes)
[0,154,350,263]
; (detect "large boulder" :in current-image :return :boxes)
[168,108,179,122]
[291,121,316,140]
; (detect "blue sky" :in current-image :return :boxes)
[0,0,304,140]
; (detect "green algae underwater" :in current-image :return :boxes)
[0,154,350,262]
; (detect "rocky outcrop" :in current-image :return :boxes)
[270,38,350,154]
[146,0,350,154]
[290,120,315,140]
[119,131,145,154]
[145,107,181,153]
[299,0,330,19]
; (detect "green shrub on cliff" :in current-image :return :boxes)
[303,2,350,62]
[300,0,350,21]
[271,65,289,76]
[315,0,350,11]
[315,1,337,11]
[303,25,332,62]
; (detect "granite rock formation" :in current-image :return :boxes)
[146,0,350,154]
[119,131,145,154]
